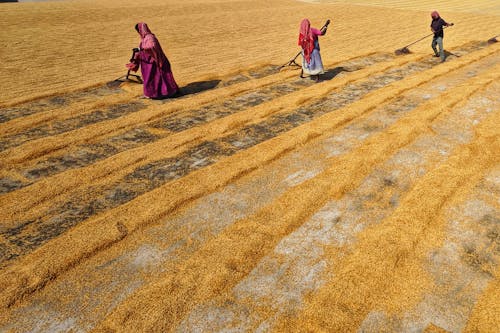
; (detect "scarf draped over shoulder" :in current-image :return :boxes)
[137,22,168,69]
[298,19,315,64]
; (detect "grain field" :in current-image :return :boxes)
[0,0,499,332]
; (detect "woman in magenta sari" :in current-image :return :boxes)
[298,19,327,80]
[127,22,179,99]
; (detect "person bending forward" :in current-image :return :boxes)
[128,22,179,99]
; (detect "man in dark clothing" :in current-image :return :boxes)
[430,11,454,62]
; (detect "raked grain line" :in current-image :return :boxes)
[0,54,396,185]
[0,52,386,141]
[282,112,500,332]
[2,68,499,333]
[0,62,288,136]
[0,47,493,227]
[0,54,434,264]
[175,80,500,332]
[0,56,446,265]
[0,55,426,262]
[0,55,420,194]
[8,40,487,180]
[1,37,486,169]
[1,59,498,312]
[1,45,496,229]
[1,38,483,141]
[4,52,497,270]
[0,67,287,148]
[0,86,127,125]
[0,53,410,166]
[3,48,494,246]
[465,265,500,332]
[0,41,487,190]
[92,70,500,331]
[0,54,424,221]
[1,56,471,265]
[0,40,489,167]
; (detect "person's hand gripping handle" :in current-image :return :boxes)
[321,19,331,34]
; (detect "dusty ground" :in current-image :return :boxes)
[0,0,499,332]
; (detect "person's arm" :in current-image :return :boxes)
[442,18,454,27]
[311,27,325,37]
[126,49,140,71]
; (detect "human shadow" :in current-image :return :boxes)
[444,50,461,59]
[301,66,352,82]
[176,80,222,97]
[320,66,352,81]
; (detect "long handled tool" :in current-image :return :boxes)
[109,48,143,87]
[488,34,499,44]
[280,19,331,70]
[280,51,302,69]
[395,25,451,55]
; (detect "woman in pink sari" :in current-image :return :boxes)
[298,19,328,80]
[127,22,179,99]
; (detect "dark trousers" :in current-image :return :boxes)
[432,36,445,61]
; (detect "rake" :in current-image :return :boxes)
[395,25,451,55]
[488,34,499,44]
[108,48,143,88]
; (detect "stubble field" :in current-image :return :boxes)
[0,0,499,331]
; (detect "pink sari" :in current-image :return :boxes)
[135,22,178,98]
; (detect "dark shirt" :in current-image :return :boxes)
[431,17,448,38]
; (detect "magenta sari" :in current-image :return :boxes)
[136,22,178,98]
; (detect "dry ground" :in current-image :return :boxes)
[0,0,499,332]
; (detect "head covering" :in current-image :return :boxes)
[431,11,440,19]
[298,19,315,64]
[136,22,155,47]
[136,22,165,68]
